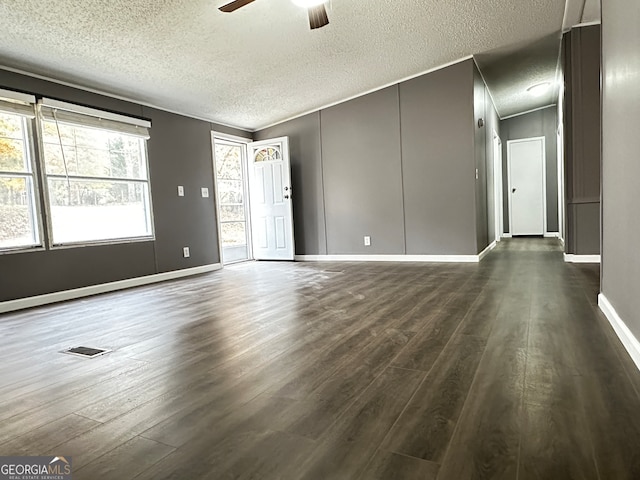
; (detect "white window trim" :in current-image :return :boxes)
[39,98,150,128]
[0,111,44,254]
[211,131,253,266]
[36,107,155,249]
[0,88,35,105]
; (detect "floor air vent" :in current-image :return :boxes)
[62,346,111,358]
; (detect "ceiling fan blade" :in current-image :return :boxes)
[308,4,329,29]
[219,0,256,13]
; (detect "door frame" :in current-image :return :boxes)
[507,136,547,236]
[557,123,565,243]
[211,131,252,266]
[493,129,503,242]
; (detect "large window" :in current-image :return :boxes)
[39,99,153,245]
[0,91,40,250]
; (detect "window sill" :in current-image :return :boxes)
[0,245,46,256]
[49,236,155,250]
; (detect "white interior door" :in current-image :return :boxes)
[247,137,294,260]
[508,137,546,236]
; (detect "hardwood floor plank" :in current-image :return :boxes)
[391,282,494,372]
[519,403,598,480]
[135,395,316,480]
[359,451,439,480]
[211,430,317,480]
[297,366,424,479]
[383,334,487,463]
[576,371,640,479]
[274,329,416,439]
[0,414,101,456]
[74,435,174,480]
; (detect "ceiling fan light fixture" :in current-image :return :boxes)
[292,0,326,7]
[527,82,551,97]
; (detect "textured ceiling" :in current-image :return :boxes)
[476,0,601,118]
[0,0,579,129]
[475,33,562,118]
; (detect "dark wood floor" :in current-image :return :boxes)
[2,238,640,479]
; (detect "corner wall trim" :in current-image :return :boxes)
[0,263,222,314]
[478,241,497,261]
[598,293,640,373]
[563,253,601,263]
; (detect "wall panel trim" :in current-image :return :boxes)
[0,263,222,314]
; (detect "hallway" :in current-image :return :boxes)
[0,238,638,479]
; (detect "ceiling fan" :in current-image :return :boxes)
[219,0,330,30]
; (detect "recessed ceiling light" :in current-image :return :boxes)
[527,82,551,97]
[291,0,326,7]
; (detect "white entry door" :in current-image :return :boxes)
[247,137,295,260]
[508,137,546,236]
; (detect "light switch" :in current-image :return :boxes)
[177,186,184,197]
[201,187,209,198]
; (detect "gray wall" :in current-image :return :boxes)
[562,25,601,255]
[601,0,640,339]
[321,86,405,254]
[255,59,491,256]
[500,106,559,233]
[401,61,477,255]
[0,69,251,302]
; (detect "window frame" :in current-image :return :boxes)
[0,93,45,255]
[36,100,155,249]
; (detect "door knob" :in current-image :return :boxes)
[512,188,516,193]
[284,195,289,199]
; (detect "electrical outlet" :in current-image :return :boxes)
[183,246,190,258]
[364,236,371,246]
[177,185,184,197]
[201,187,209,198]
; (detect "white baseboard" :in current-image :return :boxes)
[501,233,513,238]
[563,253,601,263]
[478,241,497,261]
[598,293,640,372]
[295,254,478,263]
[0,263,222,314]
[295,243,496,264]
